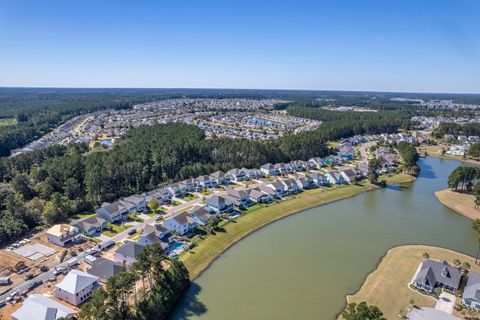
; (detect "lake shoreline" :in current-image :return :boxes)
[181,173,416,281]
[435,188,480,221]
[341,244,480,320]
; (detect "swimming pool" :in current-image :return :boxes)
[167,241,186,257]
[243,117,282,126]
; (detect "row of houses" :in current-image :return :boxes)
[411,259,480,311]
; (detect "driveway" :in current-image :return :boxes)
[435,292,456,314]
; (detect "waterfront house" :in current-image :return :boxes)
[295,176,315,189]
[411,259,461,293]
[289,160,307,172]
[224,194,246,211]
[227,189,252,207]
[462,271,480,310]
[72,216,107,236]
[340,168,357,184]
[260,163,280,176]
[189,206,218,226]
[122,194,147,212]
[138,223,170,246]
[227,168,248,182]
[55,269,100,306]
[308,172,328,186]
[12,294,77,320]
[282,178,300,194]
[96,201,129,223]
[87,258,126,283]
[246,188,274,203]
[46,224,80,247]
[308,157,324,169]
[325,171,345,185]
[163,212,198,235]
[205,195,234,213]
[114,241,146,265]
[258,185,280,199]
[265,181,287,197]
[210,171,231,186]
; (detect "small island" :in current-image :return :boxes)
[344,245,480,320]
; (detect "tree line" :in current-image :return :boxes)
[78,243,190,320]
[433,122,480,139]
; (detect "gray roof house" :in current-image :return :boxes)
[246,187,273,203]
[189,206,217,225]
[407,307,459,320]
[54,269,100,306]
[11,294,76,320]
[114,241,146,265]
[122,194,147,212]
[87,258,127,283]
[72,216,107,236]
[96,201,129,222]
[463,271,480,310]
[411,259,461,292]
[205,195,234,213]
[227,168,248,182]
[210,171,230,185]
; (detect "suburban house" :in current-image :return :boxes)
[138,223,170,246]
[87,258,126,283]
[163,212,198,235]
[243,168,264,179]
[340,168,357,184]
[227,168,248,182]
[205,195,234,213]
[166,182,187,198]
[260,163,280,176]
[149,188,172,204]
[295,176,315,189]
[224,194,246,211]
[11,294,77,320]
[72,216,108,236]
[54,269,100,306]
[258,185,280,199]
[411,259,461,293]
[181,178,199,192]
[189,206,218,226]
[289,160,308,172]
[246,188,274,203]
[114,241,146,265]
[227,189,252,207]
[196,175,216,189]
[122,194,147,212]
[46,224,80,247]
[210,171,231,186]
[265,181,287,197]
[308,172,328,186]
[274,163,291,175]
[96,201,129,223]
[308,157,324,169]
[463,271,480,310]
[325,171,345,185]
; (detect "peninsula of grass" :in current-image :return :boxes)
[435,188,479,220]
[181,173,414,279]
[344,245,480,320]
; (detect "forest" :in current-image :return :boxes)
[433,122,480,138]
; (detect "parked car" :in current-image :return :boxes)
[128,228,137,235]
[40,265,49,272]
[24,274,34,281]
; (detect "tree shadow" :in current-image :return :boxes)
[418,160,436,179]
[168,282,207,319]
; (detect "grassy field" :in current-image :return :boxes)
[73,212,96,220]
[183,193,199,201]
[181,174,413,279]
[102,223,127,237]
[344,245,480,320]
[435,189,479,220]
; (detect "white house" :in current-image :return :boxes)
[12,294,76,320]
[96,201,129,223]
[46,224,80,247]
[122,194,147,212]
[163,212,198,235]
[54,269,100,306]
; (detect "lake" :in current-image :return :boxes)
[170,157,478,319]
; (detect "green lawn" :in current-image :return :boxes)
[73,212,96,220]
[183,193,199,202]
[102,224,127,237]
[127,214,144,222]
[181,174,412,279]
[128,230,143,241]
[171,200,181,207]
[144,211,156,217]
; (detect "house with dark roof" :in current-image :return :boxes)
[340,168,357,184]
[281,178,300,194]
[163,212,198,235]
[138,223,170,246]
[114,241,146,265]
[227,189,252,207]
[72,216,108,236]
[196,175,216,189]
[189,206,217,226]
[166,182,187,198]
[308,172,328,186]
[243,168,264,179]
[463,271,480,310]
[308,157,324,169]
[325,171,345,185]
[205,195,234,213]
[96,201,129,223]
[87,258,127,283]
[411,259,461,293]
[265,181,287,197]
[294,176,315,189]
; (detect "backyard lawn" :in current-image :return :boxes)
[73,212,96,220]
[102,224,127,237]
[183,193,199,201]
[345,245,480,320]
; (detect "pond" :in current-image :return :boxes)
[170,157,478,320]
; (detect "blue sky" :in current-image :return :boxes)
[0,0,479,93]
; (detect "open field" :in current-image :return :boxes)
[435,189,480,221]
[417,145,480,166]
[181,174,414,279]
[344,245,480,320]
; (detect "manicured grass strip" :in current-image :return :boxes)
[102,224,127,237]
[345,245,480,320]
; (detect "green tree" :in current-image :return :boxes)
[147,198,160,213]
[78,287,108,320]
[469,142,480,160]
[11,173,35,200]
[368,157,381,183]
[342,301,386,320]
[473,219,480,265]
